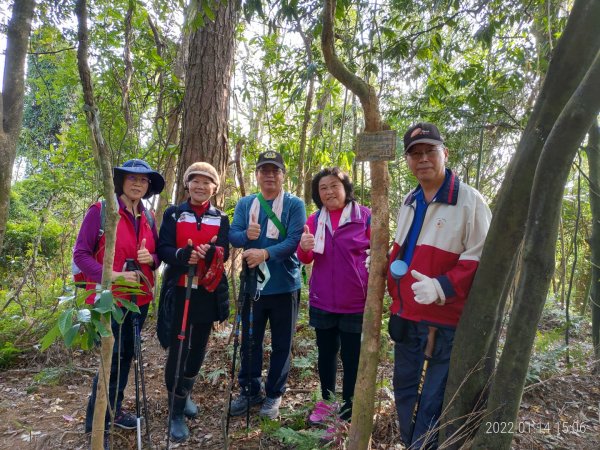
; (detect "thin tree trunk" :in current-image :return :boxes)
[147,15,180,225]
[322,2,389,448]
[472,48,600,450]
[303,82,332,206]
[293,14,315,199]
[234,138,246,197]
[121,0,134,135]
[441,2,600,445]
[0,0,35,254]
[76,2,119,448]
[176,1,237,204]
[585,121,600,373]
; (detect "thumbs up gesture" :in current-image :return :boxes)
[137,238,153,265]
[410,270,442,304]
[176,238,195,265]
[247,213,261,240]
[197,235,218,259]
[300,224,315,251]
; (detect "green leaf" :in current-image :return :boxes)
[58,309,73,335]
[64,324,81,348]
[203,2,216,21]
[93,290,114,314]
[40,324,61,351]
[77,309,91,323]
[118,298,140,314]
[111,306,124,324]
[92,319,112,338]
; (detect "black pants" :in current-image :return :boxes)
[85,304,149,433]
[238,290,300,398]
[164,321,212,394]
[315,326,361,419]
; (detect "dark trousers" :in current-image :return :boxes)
[238,290,299,399]
[315,326,361,419]
[164,320,212,394]
[85,304,149,433]
[393,320,454,450]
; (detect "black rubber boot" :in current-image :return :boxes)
[182,376,198,418]
[168,393,189,442]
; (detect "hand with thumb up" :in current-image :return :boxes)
[197,235,218,259]
[410,270,444,305]
[176,238,195,265]
[300,224,315,251]
[247,213,261,240]
[137,238,154,266]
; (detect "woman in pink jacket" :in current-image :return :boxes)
[297,167,371,423]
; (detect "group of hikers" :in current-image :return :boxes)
[74,122,491,449]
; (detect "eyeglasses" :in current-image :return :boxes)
[258,167,283,175]
[125,175,150,184]
[406,148,441,160]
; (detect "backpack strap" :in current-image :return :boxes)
[256,193,287,239]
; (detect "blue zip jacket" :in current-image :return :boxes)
[229,192,306,295]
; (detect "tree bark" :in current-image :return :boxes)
[472,48,600,450]
[322,2,389,449]
[0,0,35,255]
[303,80,333,206]
[176,1,237,204]
[585,121,600,373]
[293,14,315,199]
[76,2,119,448]
[441,1,600,445]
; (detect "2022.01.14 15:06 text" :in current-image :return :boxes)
[484,420,588,435]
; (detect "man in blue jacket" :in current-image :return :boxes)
[229,151,306,419]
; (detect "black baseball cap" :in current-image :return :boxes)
[256,151,286,172]
[403,122,444,153]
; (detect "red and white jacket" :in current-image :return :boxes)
[387,170,491,327]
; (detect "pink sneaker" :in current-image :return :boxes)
[309,401,334,424]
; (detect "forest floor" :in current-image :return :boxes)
[0,311,599,450]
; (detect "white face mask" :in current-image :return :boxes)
[257,262,270,291]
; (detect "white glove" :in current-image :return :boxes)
[365,249,371,273]
[411,270,445,305]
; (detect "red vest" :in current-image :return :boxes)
[175,209,221,287]
[85,202,156,306]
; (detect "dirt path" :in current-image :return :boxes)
[1,319,599,450]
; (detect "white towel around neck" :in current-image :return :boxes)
[313,201,360,254]
[249,190,285,239]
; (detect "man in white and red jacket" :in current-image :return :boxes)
[387,123,491,449]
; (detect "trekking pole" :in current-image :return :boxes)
[245,263,257,431]
[166,256,196,450]
[125,258,149,450]
[409,326,437,445]
[225,263,247,435]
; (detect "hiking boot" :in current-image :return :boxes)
[309,400,337,424]
[111,409,137,430]
[168,393,189,442]
[182,376,198,418]
[229,392,265,417]
[259,396,282,419]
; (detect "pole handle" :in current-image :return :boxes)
[424,326,437,359]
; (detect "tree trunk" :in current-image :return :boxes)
[303,82,333,206]
[0,0,35,255]
[176,1,237,204]
[322,2,389,449]
[472,48,600,450]
[440,1,600,445]
[76,2,119,448]
[585,121,600,373]
[293,15,315,199]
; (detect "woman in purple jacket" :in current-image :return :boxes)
[297,167,371,423]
